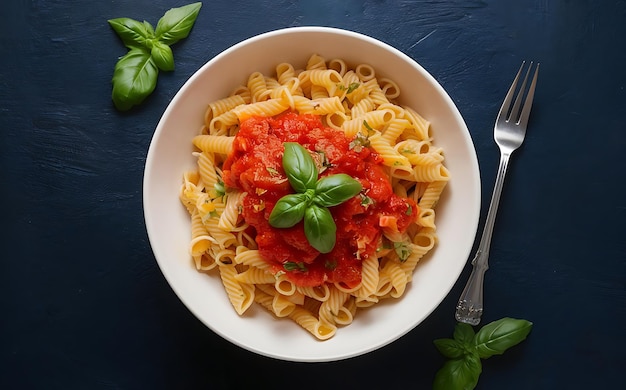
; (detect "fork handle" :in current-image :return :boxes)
[455,151,511,325]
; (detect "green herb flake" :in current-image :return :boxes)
[346,82,360,94]
[214,180,225,198]
[362,120,376,135]
[266,167,280,176]
[283,261,308,272]
[394,241,411,262]
[317,150,332,168]
[360,194,374,209]
[349,132,371,152]
[324,259,338,270]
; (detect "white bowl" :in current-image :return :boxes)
[143,26,480,362]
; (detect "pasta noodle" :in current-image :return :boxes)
[179,54,449,340]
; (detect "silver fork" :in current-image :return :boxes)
[455,61,539,326]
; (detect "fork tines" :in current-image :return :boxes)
[499,61,540,127]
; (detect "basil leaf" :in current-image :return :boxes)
[433,338,465,359]
[304,205,336,253]
[108,17,153,48]
[283,142,318,193]
[313,174,362,207]
[143,21,155,36]
[268,193,309,228]
[111,48,158,111]
[151,41,175,71]
[433,354,482,390]
[453,322,476,348]
[473,317,533,359]
[155,2,202,45]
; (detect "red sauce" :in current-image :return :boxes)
[222,112,418,287]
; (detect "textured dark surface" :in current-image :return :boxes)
[1,0,625,388]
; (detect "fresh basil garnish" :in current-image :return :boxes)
[269,193,310,228]
[313,174,363,207]
[304,204,337,254]
[108,2,202,111]
[282,142,319,193]
[268,142,362,254]
[433,318,533,390]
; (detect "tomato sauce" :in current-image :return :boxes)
[222,112,418,287]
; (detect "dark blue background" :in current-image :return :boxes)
[2,0,625,388]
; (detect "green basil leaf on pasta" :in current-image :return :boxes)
[313,174,362,207]
[304,205,336,253]
[155,2,202,45]
[108,17,153,48]
[282,142,318,193]
[269,193,309,228]
[111,47,158,111]
[473,317,533,359]
[151,41,175,71]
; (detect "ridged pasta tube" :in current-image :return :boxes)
[307,69,343,97]
[402,105,431,140]
[189,210,213,256]
[234,266,275,284]
[293,96,344,115]
[231,98,290,121]
[419,180,448,209]
[234,248,270,270]
[247,71,268,102]
[192,135,234,156]
[218,264,255,315]
[204,95,246,126]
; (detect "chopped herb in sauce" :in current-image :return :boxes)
[284,261,308,272]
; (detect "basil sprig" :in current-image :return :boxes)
[269,142,362,254]
[433,318,533,390]
[108,2,202,111]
